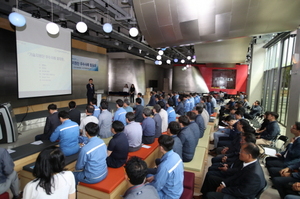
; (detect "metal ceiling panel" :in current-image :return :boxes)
[215,12,231,37]
[160,25,177,44]
[180,19,200,42]
[155,0,172,27]
[215,0,232,14]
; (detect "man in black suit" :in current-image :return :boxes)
[35,104,61,141]
[86,78,95,104]
[68,101,81,125]
[201,143,265,199]
[135,98,144,123]
[266,122,300,178]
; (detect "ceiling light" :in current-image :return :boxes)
[139,49,142,54]
[181,59,185,63]
[187,56,191,60]
[129,27,139,37]
[128,45,133,50]
[103,23,113,33]
[166,60,171,64]
[155,60,159,65]
[191,59,196,63]
[46,22,59,35]
[174,58,178,63]
[9,12,26,27]
[158,61,162,65]
[158,50,164,55]
[76,21,88,33]
[156,55,162,60]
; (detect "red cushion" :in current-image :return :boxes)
[210,112,217,117]
[0,192,9,199]
[183,171,195,190]
[79,167,125,193]
[128,139,159,160]
[180,188,193,199]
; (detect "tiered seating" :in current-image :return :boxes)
[0,192,9,199]
[180,171,195,199]
[128,138,161,168]
[77,167,128,199]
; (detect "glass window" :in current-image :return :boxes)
[286,37,295,66]
[281,39,288,67]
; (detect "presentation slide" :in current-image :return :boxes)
[17,41,71,98]
[16,10,72,98]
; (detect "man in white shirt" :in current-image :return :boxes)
[157,101,168,133]
[80,105,99,142]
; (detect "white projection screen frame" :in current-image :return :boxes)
[16,10,72,98]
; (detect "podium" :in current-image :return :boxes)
[95,90,104,107]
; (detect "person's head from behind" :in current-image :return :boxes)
[224,116,235,126]
[268,112,279,121]
[86,104,95,115]
[167,100,174,107]
[263,111,271,119]
[111,121,124,134]
[138,93,142,98]
[48,104,57,114]
[116,99,124,108]
[186,111,197,121]
[33,147,65,195]
[58,110,70,122]
[143,108,151,118]
[91,98,97,105]
[240,132,257,145]
[178,95,184,102]
[239,143,260,162]
[196,105,203,114]
[100,101,109,110]
[158,135,174,153]
[167,121,181,136]
[178,115,190,127]
[136,98,142,105]
[85,122,99,137]
[124,156,147,185]
[124,99,130,107]
[153,104,161,114]
[236,119,250,133]
[158,101,165,109]
[68,101,76,109]
[126,112,135,123]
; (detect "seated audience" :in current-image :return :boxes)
[123,99,133,113]
[266,122,300,178]
[199,103,209,128]
[90,98,100,118]
[242,98,250,109]
[201,143,265,199]
[147,135,184,199]
[256,111,271,134]
[23,147,75,199]
[166,100,176,123]
[135,98,144,123]
[152,104,162,138]
[106,121,129,168]
[35,103,61,141]
[167,121,183,159]
[114,99,127,126]
[50,110,79,156]
[244,100,262,119]
[73,122,107,185]
[184,95,191,113]
[124,112,143,152]
[0,148,19,199]
[195,106,205,138]
[123,156,159,199]
[137,92,145,107]
[80,105,99,141]
[175,95,185,116]
[141,108,156,144]
[186,111,201,144]
[256,112,280,147]
[178,115,197,162]
[98,100,113,138]
[158,101,168,133]
[68,101,81,125]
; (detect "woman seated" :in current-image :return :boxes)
[23,147,76,199]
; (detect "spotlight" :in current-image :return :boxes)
[156,55,162,60]
[158,61,162,65]
[155,60,159,65]
[187,56,191,60]
[103,23,113,33]
[174,58,178,63]
[181,59,185,63]
[191,59,196,63]
[166,59,171,64]
[129,27,139,37]
[158,50,164,55]
[139,49,142,54]
[46,22,59,35]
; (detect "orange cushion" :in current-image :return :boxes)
[128,139,159,160]
[162,131,168,135]
[210,112,217,117]
[79,167,125,193]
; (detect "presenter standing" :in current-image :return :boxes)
[86,78,95,104]
[130,84,135,103]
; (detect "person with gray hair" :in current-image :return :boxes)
[142,108,156,144]
[123,99,133,113]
